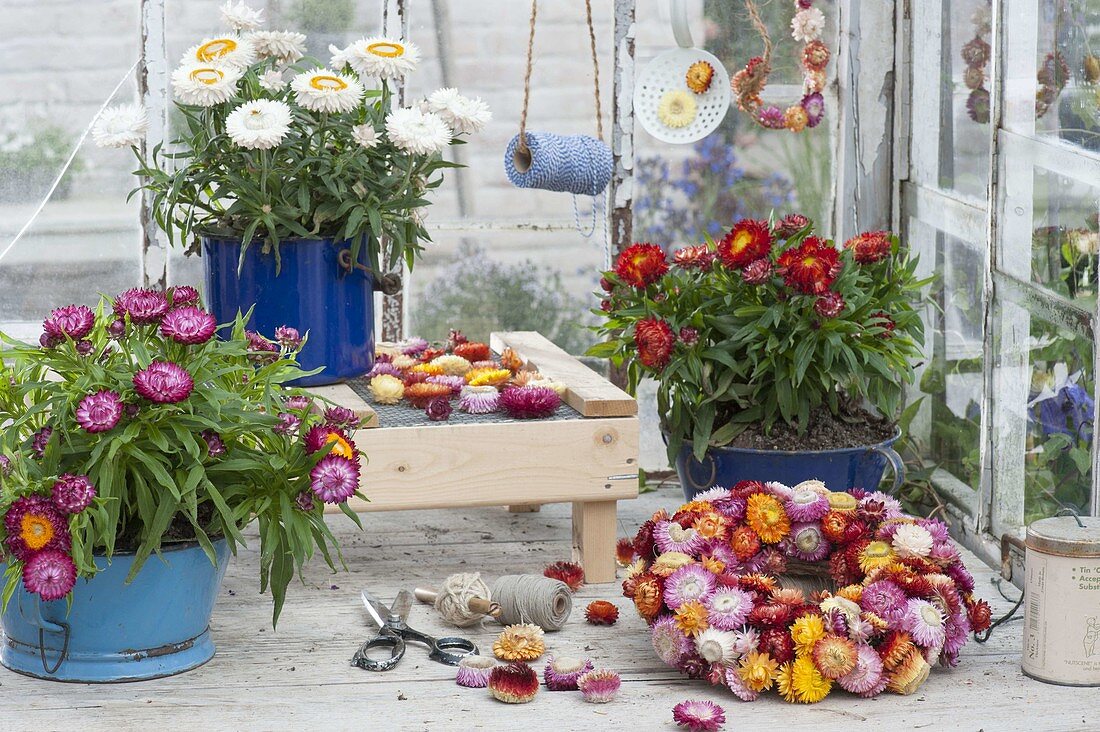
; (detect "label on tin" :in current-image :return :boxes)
[1024,549,1100,684]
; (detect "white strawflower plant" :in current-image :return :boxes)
[95,0,489,274]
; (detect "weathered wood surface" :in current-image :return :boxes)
[2,485,1089,731]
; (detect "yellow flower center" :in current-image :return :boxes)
[325,433,355,459]
[366,41,405,58]
[196,39,238,61]
[863,540,892,560]
[190,67,225,85]
[310,74,348,91]
[21,514,55,550]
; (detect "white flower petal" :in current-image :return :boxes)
[92,104,148,149]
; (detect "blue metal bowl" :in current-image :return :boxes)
[202,236,376,387]
[1,540,230,682]
[672,429,905,502]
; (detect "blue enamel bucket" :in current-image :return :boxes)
[202,236,376,387]
[1,540,229,682]
[673,430,905,502]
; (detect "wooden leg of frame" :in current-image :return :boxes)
[507,504,541,513]
[572,499,618,583]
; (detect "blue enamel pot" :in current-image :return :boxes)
[202,236,376,387]
[672,429,905,502]
[1,540,229,682]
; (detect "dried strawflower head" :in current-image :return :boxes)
[577,669,621,703]
[885,646,930,695]
[672,699,726,731]
[390,354,417,370]
[510,369,541,388]
[458,385,500,414]
[426,374,466,395]
[455,655,495,688]
[408,362,445,376]
[685,60,715,94]
[499,347,524,372]
[487,662,539,703]
[585,600,620,626]
[616,537,636,566]
[544,560,584,591]
[453,341,490,362]
[430,354,472,376]
[466,367,512,387]
[543,655,594,691]
[424,398,453,421]
[493,624,546,662]
[368,374,404,405]
[404,382,452,408]
[500,386,561,419]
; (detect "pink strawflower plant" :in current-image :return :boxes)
[0,288,366,621]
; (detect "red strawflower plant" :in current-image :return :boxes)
[590,216,928,462]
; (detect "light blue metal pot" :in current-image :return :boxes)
[1,540,229,682]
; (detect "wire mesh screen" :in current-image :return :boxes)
[347,377,584,428]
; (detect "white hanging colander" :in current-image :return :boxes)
[634,0,730,144]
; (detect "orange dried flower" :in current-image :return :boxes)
[585,600,620,626]
[745,493,791,543]
[885,646,931,695]
[453,342,490,362]
[692,512,728,541]
[731,525,762,560]
[493,623,546,662]
[616,537,636,567]
[633,575,663,621]
[466,367,512,387]
[878,630,916,671]
[404,382,452,408]
[500,347,524,372]
[685,60,715,93]
[739,573,777,595]
[820,510,849,543]
[674,600,710,637]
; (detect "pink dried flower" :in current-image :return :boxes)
[284,395,312,411]
[133,361,194,403]
[75,389,123,433]
[160,306,216,345]
[456,656,496,688]
[664,564,717,609]
[672,700,726,731]
[402,337,429,356]
[274,412,301,435]
[543,656,595,691]
[459,386,500,414]
[31,426,52,458]
[499,386,560,419]
[758,105,786,129]
[309,454,360,503]
[114,288,169,324]
[75,340,95,357]
[837,642,886,697]
[4,495,70,561]
[369,362,402,378]
[295,490,316,512]
[679,327,699,346]
[427,375,466,394]
[245,330,278,353]
[577,669,621,703]
[43,304,95,341]
[22,548,77,601]
[775,213,811,238]
[107,317,126,339]
[51,473,96,514]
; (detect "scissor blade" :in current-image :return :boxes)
[390,590,413,622]
[360,590,389,628]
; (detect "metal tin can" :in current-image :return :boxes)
[1023,516,1100,686]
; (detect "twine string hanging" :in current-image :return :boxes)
[735,0,774,115]
[514,0,604,168]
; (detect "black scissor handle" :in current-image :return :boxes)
[351,632,406,672]
[428,636,479,666]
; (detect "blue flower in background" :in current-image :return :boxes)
[1030,382,1094,442]
[633,136,794,250]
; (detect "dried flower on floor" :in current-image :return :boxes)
[544,560,584,591]
[672,699,726,731]
[493,624,545,662]
[543,655,594,691]
[487,663,539,703]
[424,398,452,422]
[577,668,621,703]
[455,655,495,688]
[585,600,620,626]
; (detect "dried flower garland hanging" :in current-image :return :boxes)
[731,0,828,132]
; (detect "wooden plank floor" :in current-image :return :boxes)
[1,484,1092,731]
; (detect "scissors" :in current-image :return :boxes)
[351,589,479,672]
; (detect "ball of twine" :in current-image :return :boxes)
[433,572,573,631]
[434,572,494,628]
[492,574,572,632]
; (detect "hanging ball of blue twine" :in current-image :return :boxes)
[504,131,613,196]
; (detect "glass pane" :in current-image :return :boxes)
[0,1,142,324]
[406,229,600,356]
[992,291,1094,534]
[1004,0,1100,153]
[910,218,986,494]
[1028,166,1100,305]
[633,0,836,240]
[910,0,993,200]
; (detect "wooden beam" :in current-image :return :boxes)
[608,0,636,390]
[490,331,637,417]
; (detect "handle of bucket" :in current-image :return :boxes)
[870,444,906,496]
[670,0,694,49]
[18,593,71,675]
[337,248,403,295]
